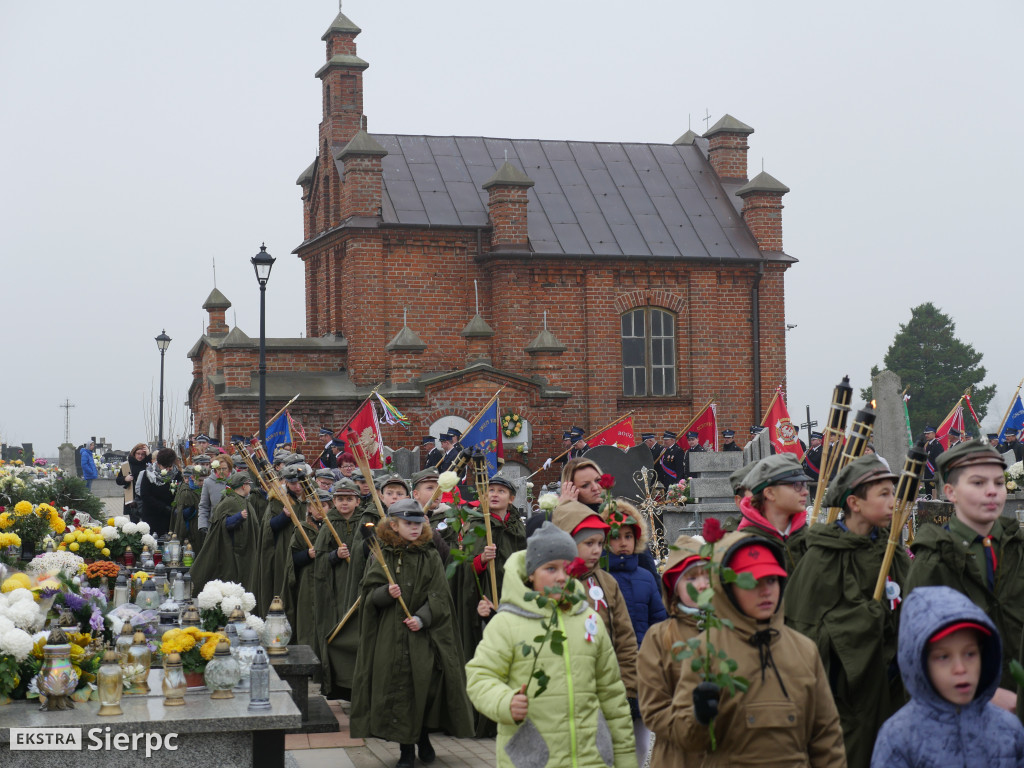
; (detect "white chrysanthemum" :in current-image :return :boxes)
[196,590,221,610]
[0,615,14,636]
[538,492,559,511]
[6,598,40,630]
[113,516,129,528]
[221,581,244,598]
[0,627,34,661]
[6,588,34,605]
[240,591,256,613]
[100,526,118,542]
[121,522,138,535]
[136,521,151,535]
[220,596,245,617]
[244,614,265,633]
[140,534,157,549]
[26,551,83,577]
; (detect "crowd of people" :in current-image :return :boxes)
[86,426,1024,767]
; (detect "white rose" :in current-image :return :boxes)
[101,526,118,542]
[136,522,151,535]
[122,522,138,535]
[437,471,459,493]
[538,492,559,511]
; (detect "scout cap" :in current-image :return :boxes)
[285,454,306,466]
[729,460,759,495]
[315,489,333,504]
[411,468,439,487]
[280,464,306,482]
[376,474,411,494]
[226,472,251,489]
[388,498,426,522]
[823,454,897,509]
[315,468,336,481]
[194,454,211,465]
[332,478,360,496]
[744,454,811,494]
[487,475,517,495]
[936,438,1007,481]
[526,521,578,575]
[351,468,366,481]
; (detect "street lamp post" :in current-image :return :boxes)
[155,330,171,448]
[251,244,276,447]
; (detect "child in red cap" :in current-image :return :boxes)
[669,532,845,767]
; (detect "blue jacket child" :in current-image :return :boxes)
[871,585,1024,768]
[605,501,667,648]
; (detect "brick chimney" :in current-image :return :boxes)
[703,114,754,182]
[736,171,790,252]
[202,288,231,336]
[317,11,368,151]
[337,131,388,219]
[482,162,534,250]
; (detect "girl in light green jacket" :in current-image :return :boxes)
[466,521,637,768]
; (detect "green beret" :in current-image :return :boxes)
[936,438,1006,482]
[823,454,897,508]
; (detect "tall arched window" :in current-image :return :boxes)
[621,308,676,396]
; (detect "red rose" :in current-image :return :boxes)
[597,474,615,490]
[702,517,725,543]
[566,557,588,578]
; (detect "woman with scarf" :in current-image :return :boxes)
[137,447,182,537]
[115,443,149,519]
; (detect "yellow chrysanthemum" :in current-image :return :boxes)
[106,518,115,526]
[69,542,79,552]
[50,517,66,535]
[13,501,33,517]
[177,634,196,652]
[199,639,219,661]
[183,626,201,637]
[101,548,110,556]
[0,512,12,530]
[0,532,21,548]
[2,573,32,592]
[37,503,56,516]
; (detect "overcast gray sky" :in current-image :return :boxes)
[2,1,1021,454]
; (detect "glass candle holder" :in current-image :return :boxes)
[204,641,241,699]
[161,652,187,706]
[247,648,271,711]
[234,629,261,692]
[115,622,134,665]
[37,625,78,711]
[97,649,124,716]
[127,631,152,694]
[113,573,129,607]
[182,544,194,567]
[137,580,160,611]
[123,546,135,568]
[165,534,181,567]
[261,596,291,656]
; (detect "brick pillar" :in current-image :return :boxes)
[337,131,387,219]
[483,162,534,250]
[526,327,567,388]
[703,114,754,182]
[737,172,790,252]
[385,326,427,387]
[202,288,231,336]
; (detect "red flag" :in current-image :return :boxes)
[763,388,804,460]
[589,417,635,450]
[341,400,384,469]
[936,405,965,451]
[691,403,719,451]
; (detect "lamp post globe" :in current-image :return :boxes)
[155,330,171,448]
[250,244,276,447]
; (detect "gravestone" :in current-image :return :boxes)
[58,443,77,474]
[583,445,653,503]
[872,369,908,474]
[389,447,418,480]
[662,451,746,540]
[495,461,530,508]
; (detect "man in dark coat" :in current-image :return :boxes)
[568,426,588,459]
[720,429,741,452]
[682,430,704,477]
[999,428,1024,463]
[422,435,442,470]
[921,425,944,496]
[655,431,684,489]
[437,432,458,471]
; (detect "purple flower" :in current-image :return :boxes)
[62,592,88,613]
[80,587,107,606]
[40,587,59,599]
[89,609,104,632]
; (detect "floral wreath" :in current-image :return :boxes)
[501,411,523,439]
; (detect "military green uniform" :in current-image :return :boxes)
[189,489,260,597]
[786,523,908,768]
[450,505,526,737]
[282,515,322,648]
[350,519,473,743]
[254,493,307,616]
[313,508,361,696]
[907,514,1024,690]
[171,479,202,549]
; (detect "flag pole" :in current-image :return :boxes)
[431,386,507,469]
[997,378,1024,435]
[537,410,635,473]
[250,393,301,439]
[672,397,717,441]
[329,384,383,441]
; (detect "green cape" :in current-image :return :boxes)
[188,490,260,597]
[254,493,307,616]
[350,519,474,743]
[313,509,361,694]
[785,523,908,768]
[281,516,322,648]
[171,483,202,548]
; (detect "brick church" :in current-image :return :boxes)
[187,8,795,478]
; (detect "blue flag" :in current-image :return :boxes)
[1000,394,1024,443]
[265,412,291,459]
[460,399,502,477]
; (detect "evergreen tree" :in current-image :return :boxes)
[860,303,994,436]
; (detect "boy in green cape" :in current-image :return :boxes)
[189,472,260,596]
[282,488,327,648]
[785,454,906,768]
[171,465,202,549]
[314,478,362,699]
[254,464,308,616]
[905,438,1023,712]
[351,498,473,767]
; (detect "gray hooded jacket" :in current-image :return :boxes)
[871,586,1024,767]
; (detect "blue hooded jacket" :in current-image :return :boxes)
[606,552,666,647]
[871,585,1024,767]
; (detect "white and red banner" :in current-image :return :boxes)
[342,400,385,469]
[763,387,804,460]
[589,416,635,450]
[936,405,965,451]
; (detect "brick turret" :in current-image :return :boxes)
[337,130,388,220]
[202,288,231,336]
[703,114,754,182]
[736,171,790,252]
[483,162,534,250]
